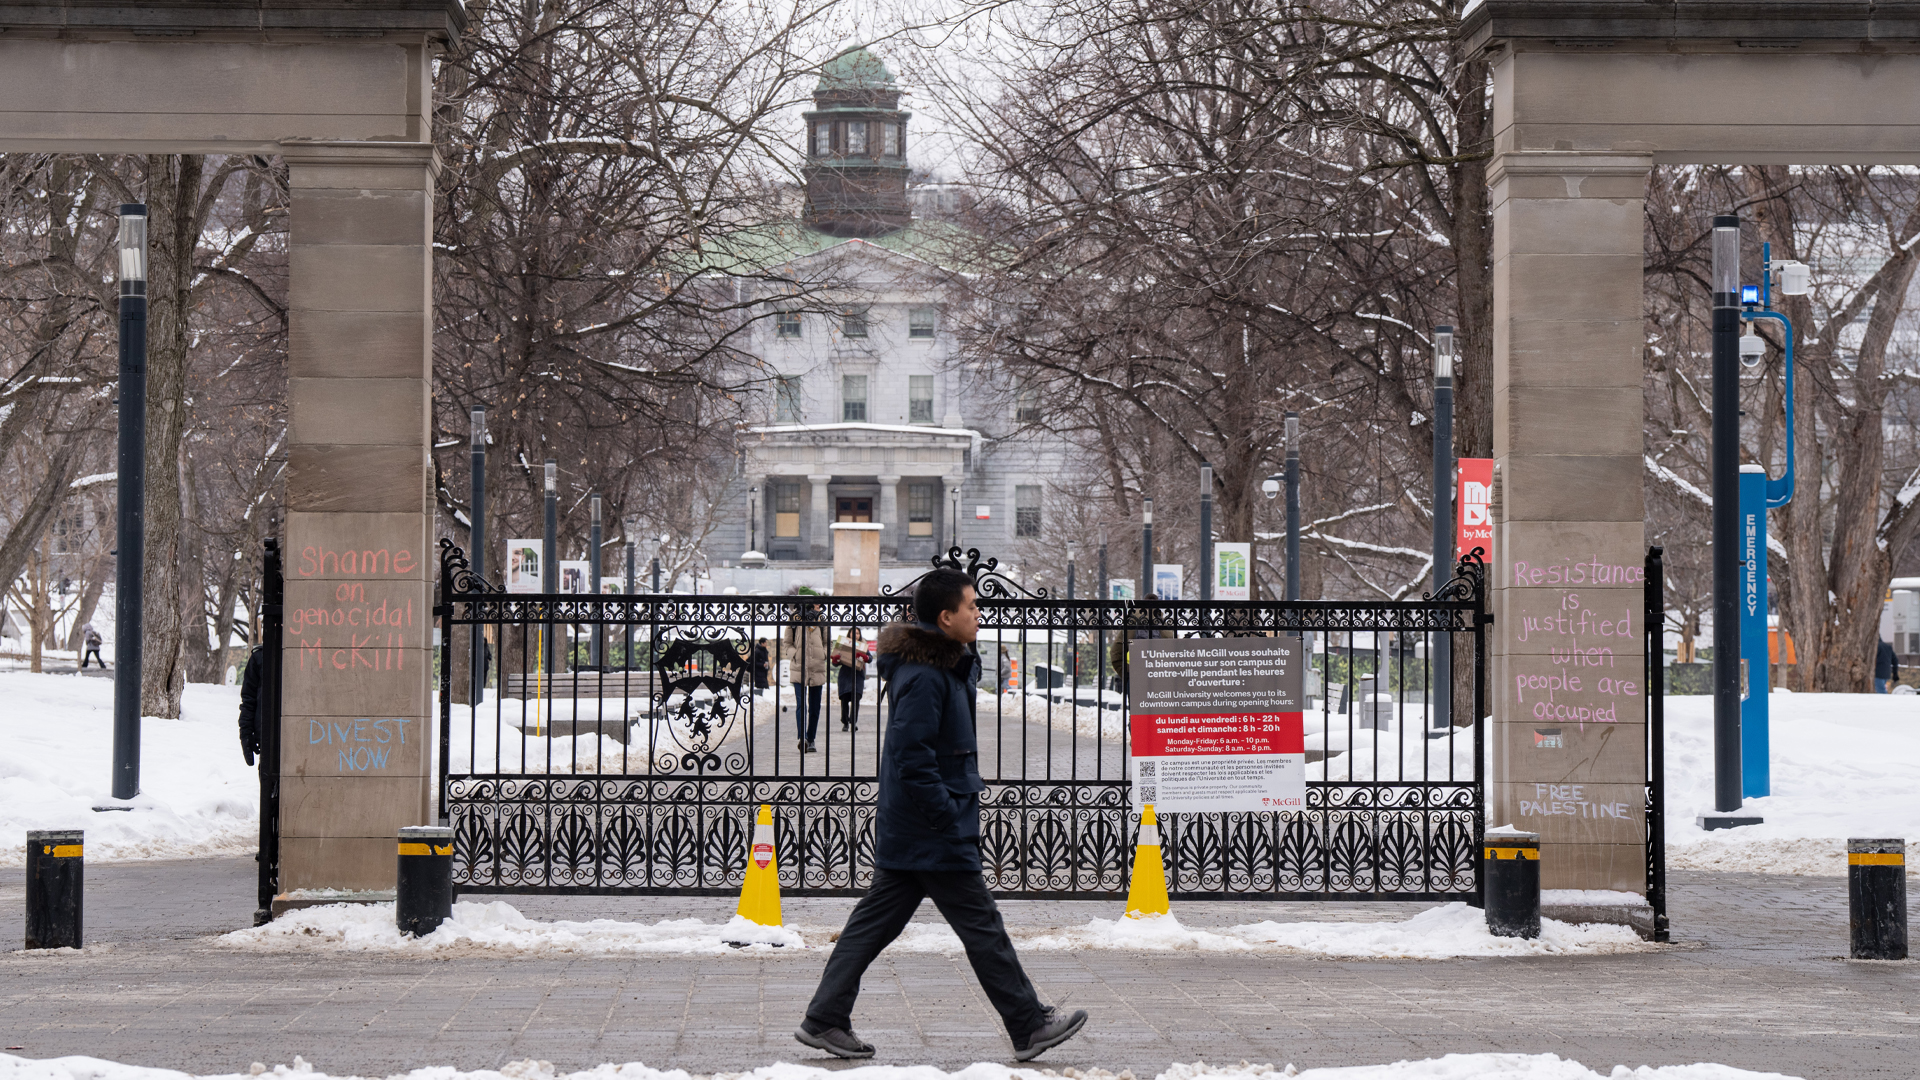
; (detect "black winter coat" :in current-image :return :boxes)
[874,621,985,871]
[237,647,264,765]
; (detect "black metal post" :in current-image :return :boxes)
[1646,545,1669,942]
[256,539,284,924]
[1483,830,1541,939]
[590,494,603,668]
[1199,461,1214,605]
[1066,559,1075,601]
[1141,497,1154,599]
[469,406,486,705]
[651,557,661,594]
[25,830,82,949]
[1849,838,1907,960]
[396,825,454,937]
[1285,412,1301,602]
[109,205,148,802]
[543,460,558,674]
[1098,539,1108,599]
[1432,329,1455,731]
[624,542,635,668]
[748,486,759,553]
[1711,215,1743,813]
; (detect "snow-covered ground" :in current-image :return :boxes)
[1663,692,1920,875]
[220,901,1648,959]
[0,672,256,866]
[0,1052,1807,1080]
[0,666,1912,880]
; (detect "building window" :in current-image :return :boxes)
[897,124,907,155]
[814,123,831,156]
[773,483,802,538]
[909,375,934,424]
[847,121,867,155]
[908,483,936,537]
[882,123,900,157]
[774,375,804,424]
[1015,387,1042,423]
[1015,485,1042,538]
[775,311,801,339]
[842,374,868,422]
[842,310,868,338]
[908,307,936,339]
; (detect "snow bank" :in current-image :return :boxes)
[218,902,806,955]
[0,1052,1804,1080]
[1664,693,1920,876]
[220,902,1646,960]
[0,672,257,866]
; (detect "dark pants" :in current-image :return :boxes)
[806,867,1046,1039]
[839,693,862,727]
[793,683,823,741]
[81,648,103,669]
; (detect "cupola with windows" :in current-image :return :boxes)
[801,46,911,237]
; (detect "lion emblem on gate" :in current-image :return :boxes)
[652,636,752,772]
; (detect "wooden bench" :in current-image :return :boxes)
[503,670,659,701]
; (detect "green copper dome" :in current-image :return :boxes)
[816,47,895,92]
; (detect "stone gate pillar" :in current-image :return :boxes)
[1487,150,1651,891]
[278,141,439,892]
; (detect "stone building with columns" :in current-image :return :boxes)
[710,48,1067,585]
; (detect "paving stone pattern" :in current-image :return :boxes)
[1,859,1916,1078]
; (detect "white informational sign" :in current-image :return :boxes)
[1152,563,1184,601]
[1108,578,1137,601]
[504,540,544,594]
[1127,637,1306,813]
[558,560,590,594]
[601,580,623,594]
[1214,542,1251,601]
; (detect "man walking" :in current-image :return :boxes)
[795,568,1087,1062]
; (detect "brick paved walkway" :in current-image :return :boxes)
[1,859,1914,1079]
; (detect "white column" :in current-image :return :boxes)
[808,473,832,561]
[877,474,901,560]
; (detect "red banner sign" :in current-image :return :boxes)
[1457,457,1493,558]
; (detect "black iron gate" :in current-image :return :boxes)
[437,541,1488,901]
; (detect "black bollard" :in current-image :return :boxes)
[25,829,83,949]
[1483,830,1541,939]
[1849,838,1907,960]
[396,825,454,937]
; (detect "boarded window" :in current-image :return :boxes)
[773,483,802,538]
[908,483,936,536]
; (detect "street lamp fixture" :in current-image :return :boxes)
[105,204,149,806]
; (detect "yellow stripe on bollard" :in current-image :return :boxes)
[1484,847,1539,860]
[1849,852,1905,866]
[45,845,82,858]
[398,843,435,856]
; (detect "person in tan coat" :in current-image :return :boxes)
[782,600,832,751]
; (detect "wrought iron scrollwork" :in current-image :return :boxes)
[439,537,500,595]
[1424,545,1485,604]
[651,634,753,772]
[884,545,1052,599]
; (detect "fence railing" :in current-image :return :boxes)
[435,541,1489,900]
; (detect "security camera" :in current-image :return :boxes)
[1771,260,1811,297]
[1262,475,1281,500]
[1739,330,1765,368]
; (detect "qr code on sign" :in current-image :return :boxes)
[1136,760,1156,778]
[1138,785,1157,803]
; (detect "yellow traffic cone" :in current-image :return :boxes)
[736,803,783,927]
[1124,803,1170,919]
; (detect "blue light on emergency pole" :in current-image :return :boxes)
[1740,285,1760,305]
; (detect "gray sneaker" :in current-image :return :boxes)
[1013,1007,1088,1061]
[794,1025,875,1059]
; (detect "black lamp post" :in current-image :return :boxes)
[1199,461,1214,604]
[1285,413,1300,601]
[469,406,486,704]
[589,494,603,668]
[1711,215,1744,815]
[108,204,148,804]
[1432,328,1456,732]
[1141,496,1154,599]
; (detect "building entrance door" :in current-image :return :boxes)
[836,498,872,523]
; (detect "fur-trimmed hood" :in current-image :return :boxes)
[875,621,974,679]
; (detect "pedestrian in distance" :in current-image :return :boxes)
[236,645,264,766]
[795,568,1088,1062]
[79,622,104,669]
[782,599,831,752]
[750,637,771,692]
[997,643,1012,693]
[833,630,870,732]
[1876,637,1900,694]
